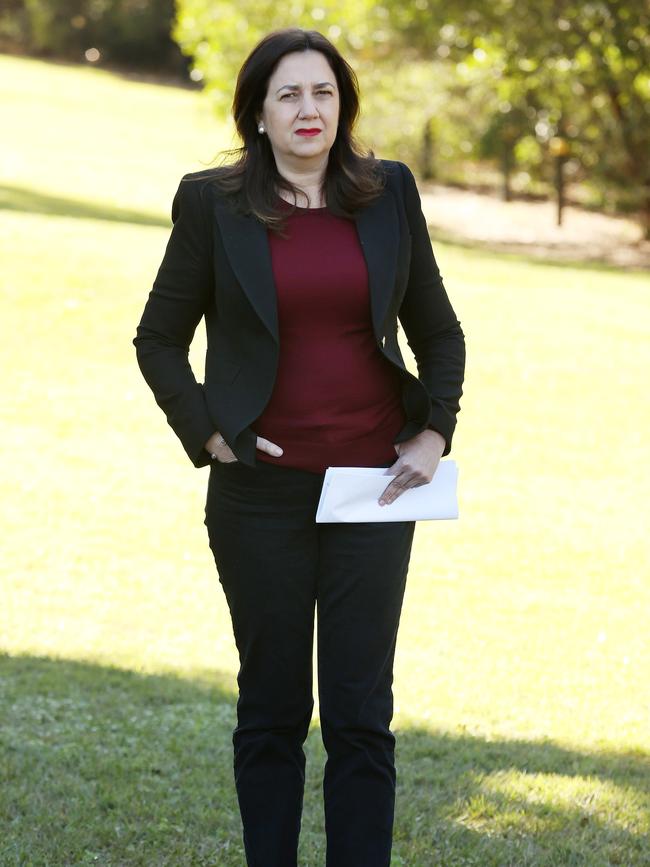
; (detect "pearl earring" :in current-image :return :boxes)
[258,122,265,134]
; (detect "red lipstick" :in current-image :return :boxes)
[296,128,321,136]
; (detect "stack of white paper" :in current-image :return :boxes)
[315,460,458,523]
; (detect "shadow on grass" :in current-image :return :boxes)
[1,653,648,866]
[0,184,169,228]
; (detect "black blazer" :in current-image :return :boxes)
[133,159,465,468]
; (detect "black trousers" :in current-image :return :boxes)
[204,458,416,867]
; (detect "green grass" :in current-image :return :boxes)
[1,52,649,866]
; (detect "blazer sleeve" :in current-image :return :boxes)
[132,174,217,468]
[397,160,466,456]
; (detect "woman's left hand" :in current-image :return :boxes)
[378,429,446,506]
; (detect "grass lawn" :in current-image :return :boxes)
[1,53,649,866]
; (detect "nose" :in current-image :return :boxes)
[298,95,319,118]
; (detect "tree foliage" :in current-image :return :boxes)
[385,0,650,230]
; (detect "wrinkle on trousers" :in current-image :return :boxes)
[204,457,415,867]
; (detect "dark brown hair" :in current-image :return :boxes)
[207,27,386,233]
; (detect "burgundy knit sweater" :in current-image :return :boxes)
[253,201,406,474]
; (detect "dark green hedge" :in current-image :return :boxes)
[1,0,188,75]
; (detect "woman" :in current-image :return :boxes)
[133,27,465,867]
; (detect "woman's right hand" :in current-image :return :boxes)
[204,432,283,463]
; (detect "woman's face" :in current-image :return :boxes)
[258,50,340,168]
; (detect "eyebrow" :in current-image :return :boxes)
[276,81,336,94]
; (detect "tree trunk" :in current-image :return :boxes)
[501,141,511,202]
[421,118,434,180]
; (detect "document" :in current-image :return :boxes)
[315,460,458,523]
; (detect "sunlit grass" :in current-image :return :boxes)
[1,52,649,865]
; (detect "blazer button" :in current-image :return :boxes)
[381,335,386,347]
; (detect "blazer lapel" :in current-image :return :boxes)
[212,198,279,342]
[212,188,400,344]
[354,191,400,339]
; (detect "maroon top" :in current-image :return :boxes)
[253,200,406,473]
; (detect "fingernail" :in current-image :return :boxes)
[379,499,385,506]
[274,447,283,455]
